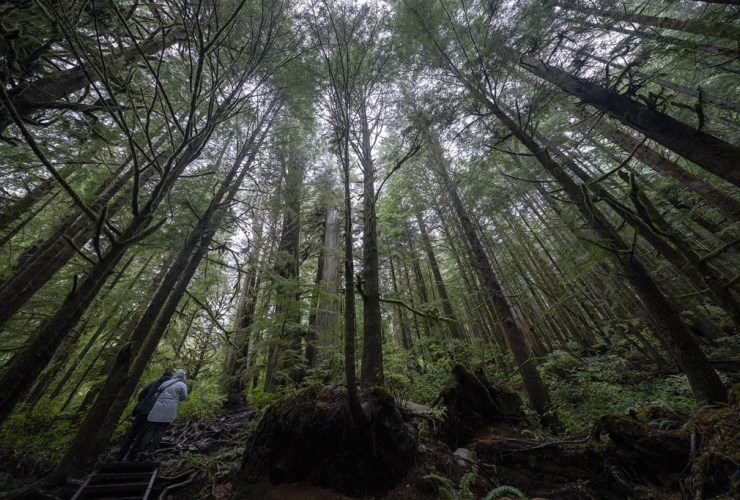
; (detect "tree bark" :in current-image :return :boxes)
[580,21,740,61]
[222,220,264,406]
[359,103,384,388]
[24,318,92,406]
[305,244,323,371]
[316,204,340,347]
[482,101,727,404]
[0,87,253,427]
[263,152,303,392]
[0,142,164,330]
[530,118,740,328]
[415,210,464,339]
[563,48,740,114]
[0,162,80,235]
[388,254,412,349]
[0,30,181,133]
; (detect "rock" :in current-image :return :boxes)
[453,447,474,466]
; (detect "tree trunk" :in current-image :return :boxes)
[434,154,558,426]
[315,204,340,348]
[434,204,496,345]
[564,3,740,42]
[0,143,164,329]
[580,21,740,61]
[497,43,740,186]
[305,246,323,371]
[0,162,80,235]
[563,47,740,114]
[482,101,727,404]
[48,313,116,402]
[566,104,740,223]
[222,220,264,406]
[406,227,434,341]
[527,110,740,329]
[388,254,412,349]
[263,153,303,392]
[339,113,367,427]
[0,90,262,428]
[24,317,92,406]
[0,30,181,133]
[415,210,464,339]
[359,103,384,388]
[50,108,275,480]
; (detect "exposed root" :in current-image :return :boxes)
[231,386,416,499]
[437,364,529,448]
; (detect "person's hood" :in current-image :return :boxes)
[173,369,186,382]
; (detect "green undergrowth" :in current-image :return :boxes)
[170,446,244,500]
[375,336,734,435]
[383,340,497,407]
[177,379,226,422]
[685,389,740,498]
[424,472,528,500]
[0,398,73,475]
[542,349,697,429]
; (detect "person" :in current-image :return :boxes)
[133,369,188,461]
[115,371,172,461]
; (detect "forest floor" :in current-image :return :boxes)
[120,375,739,500]
[3,373,739,500]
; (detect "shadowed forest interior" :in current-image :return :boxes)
[1,0,740,499]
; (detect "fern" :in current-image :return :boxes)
[458,472,476,495]
[424,472,476,500]
[484,485,527,500]
[424,473,459,500]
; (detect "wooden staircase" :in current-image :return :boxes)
[71,462,158,500]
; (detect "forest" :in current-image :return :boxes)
[1,0,740,498]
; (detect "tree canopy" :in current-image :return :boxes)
[1,0,740,498]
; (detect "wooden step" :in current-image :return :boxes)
[71,462,158,500]
[84,498,146,500]
[90,472,153,484]
[96,462,157,473]
[80,482,150,497]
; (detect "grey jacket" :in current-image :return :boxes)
[148,369,188,423]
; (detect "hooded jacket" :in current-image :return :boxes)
[147,369,188,423]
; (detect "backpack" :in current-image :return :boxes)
[132,378,174,416]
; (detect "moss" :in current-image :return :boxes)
[595,415,690,478]
[633,404,685,430]
[684,395,740,498]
